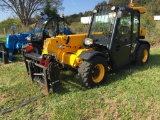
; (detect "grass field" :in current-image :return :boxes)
[0,34,160,119]
[0,35,5,43]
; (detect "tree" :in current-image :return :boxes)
[41,1,59,17]
[0,0,63,27]
[0,18,22,34]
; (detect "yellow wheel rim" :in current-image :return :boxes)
[92,64,105,83]
[142,49,148,62]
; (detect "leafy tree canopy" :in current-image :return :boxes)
[0,0,63,27]
[40,1,59,18]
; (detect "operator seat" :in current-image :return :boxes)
[117,26,130,42]
[119,26,130,35]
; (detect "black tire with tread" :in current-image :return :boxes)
[78,56,108,88]
[135,44,149,65]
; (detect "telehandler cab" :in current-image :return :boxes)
[23,2,150,95]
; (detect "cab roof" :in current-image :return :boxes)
[131,7,147,14]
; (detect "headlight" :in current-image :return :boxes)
[93,9,97,14]
[84,38,93,46]
[109,12,116,18]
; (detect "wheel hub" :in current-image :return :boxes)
[92,64,105,83]
[142,49,148,62]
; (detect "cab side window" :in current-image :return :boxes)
[46,20,57,37]
[131,11,140,52]
[133,11,139,41]
[115,12,131,42]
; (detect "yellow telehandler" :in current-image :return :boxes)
[23,1,150,95]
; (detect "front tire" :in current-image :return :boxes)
[78,56,108,88]
[135,44,150,65]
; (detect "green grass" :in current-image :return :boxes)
[0,35,5,43]
[0,47,160,119]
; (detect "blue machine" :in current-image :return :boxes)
[5,33,30,60]
[0,16,73,62]
[59,27,72,35]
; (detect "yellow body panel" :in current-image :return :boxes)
[61,48,93,67]
[140,28,146,36]
[42,34,94,67]
[132,7,147,14]
[42,34,87,55]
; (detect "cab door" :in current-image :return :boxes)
[111,11,133,67]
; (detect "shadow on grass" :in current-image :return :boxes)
[54,70,86,95]
[45,54,160,95]
[52,54,160,94]
[9,54,24,63]
[2,54,159,95]
[105,54,160,85]
[0,54,24,66]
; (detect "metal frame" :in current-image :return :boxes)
[24,53,60,95]
[0,42,9,64]
[26,59,50,95]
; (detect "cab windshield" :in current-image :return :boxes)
[34,18,50,34]
[33,18,58,38]
[89,10,116,48]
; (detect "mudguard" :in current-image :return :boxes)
[78,50,108,61]
[134,39,150,54]
[139,39,150,48]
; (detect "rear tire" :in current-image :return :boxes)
[135,44,150,65]
[78,56,108,88]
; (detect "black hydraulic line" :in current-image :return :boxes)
[0,94,45,116]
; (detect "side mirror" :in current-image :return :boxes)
[11,25,16,29]
[93,9,98,14]
[111,6,116,11]
[11,25,16,34]
[117,11,122,18]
